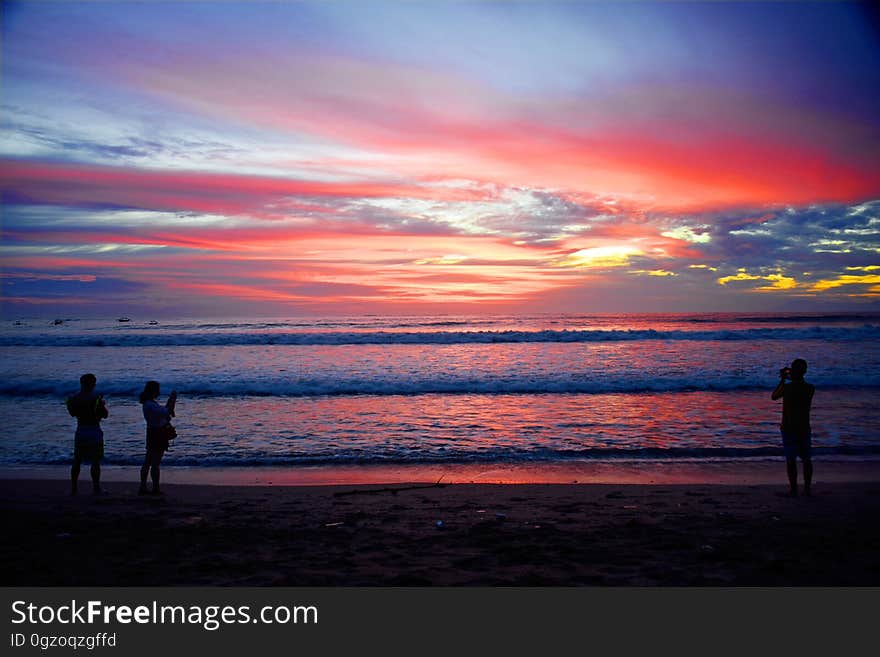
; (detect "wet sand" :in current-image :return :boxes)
[4,457,880,486]
[4,470,880,586]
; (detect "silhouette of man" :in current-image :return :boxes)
[66,373,109,495]
[771,358,814,497]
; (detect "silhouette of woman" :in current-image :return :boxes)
[138,381,177,495]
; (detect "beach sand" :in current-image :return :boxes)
[4,463,880,586]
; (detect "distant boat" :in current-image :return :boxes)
[118,317,131,322]
[53,319,64,325]
[148,320,159,325]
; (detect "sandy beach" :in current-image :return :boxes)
[4,463,880,586]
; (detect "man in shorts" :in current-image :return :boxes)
[66,373,109,495]
[771,358,815,497]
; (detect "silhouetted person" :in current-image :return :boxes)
[66,373,109,495]
[138,381,177,495]
[772,358,815,497]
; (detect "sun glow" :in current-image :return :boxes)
[550,246,643,270]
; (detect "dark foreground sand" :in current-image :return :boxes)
[4,475,880,586]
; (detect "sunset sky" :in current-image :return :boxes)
[2,1,879,317]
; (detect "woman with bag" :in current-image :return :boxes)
[138,380,177,495]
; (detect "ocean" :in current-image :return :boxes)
[1,313,878,469]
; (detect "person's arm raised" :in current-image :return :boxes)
[771,372,786,400]
[97,395,109,419]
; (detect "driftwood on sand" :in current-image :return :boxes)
[333,476,447,497]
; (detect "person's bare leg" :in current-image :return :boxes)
[139,457,150,494]
[786,457,799,496]
[803,458,813,497]
[90,462,102,494]
[150,452,162,494]
[71,458,81,495]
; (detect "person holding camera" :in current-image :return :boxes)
[66,373,109,495]
[138,380,177,496]
[771,358,815,497]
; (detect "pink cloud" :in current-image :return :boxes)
[0,159,492,218]
[121,52,880,209]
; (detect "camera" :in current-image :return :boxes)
[779,367,792,379]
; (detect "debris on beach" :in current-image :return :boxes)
[333,476,447,498]
[164,515,203,528]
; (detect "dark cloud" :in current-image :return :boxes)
[1,271,147,299]
[627,200,879,300]
[701,202,879,271]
